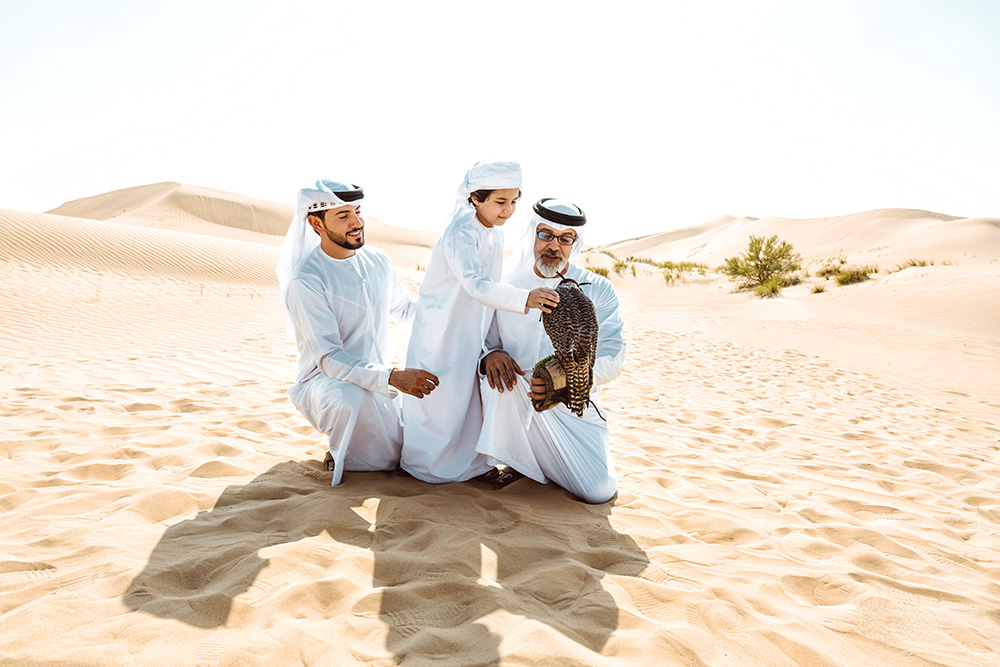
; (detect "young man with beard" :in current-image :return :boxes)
[475,199,626,503]
[276,180,439,485]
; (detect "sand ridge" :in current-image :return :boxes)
[1,184,999,665]
[603,208,1000,267]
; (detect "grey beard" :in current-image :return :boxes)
[535,255,568,278]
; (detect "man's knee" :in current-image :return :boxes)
[480,377,527,411]
[574,475,618,504]
[307,380,383,435]
[334,381,367,405]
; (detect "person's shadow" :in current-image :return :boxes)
[124,460,649,664]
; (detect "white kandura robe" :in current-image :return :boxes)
[401,209,531,483]
[283,245,416,486]
[476,263,625,503]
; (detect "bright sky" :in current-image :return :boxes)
[2,0,998,243]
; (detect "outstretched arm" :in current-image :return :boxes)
[438,225,532,314]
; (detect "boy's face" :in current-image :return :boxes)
[473,189,520,228]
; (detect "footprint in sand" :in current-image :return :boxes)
[0,562,59,593]
[235,420,271,433]
[124,403,160,412]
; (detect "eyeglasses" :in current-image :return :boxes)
[536,230,578,246]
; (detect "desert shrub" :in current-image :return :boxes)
[720,235,802,289]
[612,259,629,275]
[660,260,709,273]
[811,284,826,294]
[630,264,637,276]
[587,266,610,277]
[835,265,878,285]
[753,277,783,298]
[781,274,802,287]
[626,256,658,266]
[815,255,847,279]
[892,258,932,272]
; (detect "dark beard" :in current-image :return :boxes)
[325,227,364,250]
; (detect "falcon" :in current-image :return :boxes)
[535,273,599,417]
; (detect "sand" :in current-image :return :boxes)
[1,184,999,666]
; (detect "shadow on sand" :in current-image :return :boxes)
[125,460,649,664]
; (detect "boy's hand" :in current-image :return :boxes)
[526,287,559,313]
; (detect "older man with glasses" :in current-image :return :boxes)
[474,199,626,503]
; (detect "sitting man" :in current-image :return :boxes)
[277,180,439,485]
[475,198,625,503]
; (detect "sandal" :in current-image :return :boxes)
[475,466,505,484]
[492,468,525,489]
[475,466,524,490]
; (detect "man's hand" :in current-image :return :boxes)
[389,368,439,399]
[482,350,525,393]
[527,376,547,404]
[526,287,559,314]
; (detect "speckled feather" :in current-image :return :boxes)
[541,277,598,417]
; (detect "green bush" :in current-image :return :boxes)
[612,259,629,275]
[835,265,878,285]
[720,235,802,289]
[811,284,826,294]
[587,266,610,277]
[753,277,783,298]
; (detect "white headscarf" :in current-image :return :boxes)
[449,160,523,225]
[277,180,363,297]
[507,199,587,277]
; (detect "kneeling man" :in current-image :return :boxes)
[476,199,625,503]
[277,180,439,485]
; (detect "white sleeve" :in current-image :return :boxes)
[440,227,531,314]
[284,278,396,397]
[386,261,417,326]
[590,277,626,387]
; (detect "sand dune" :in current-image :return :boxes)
[1,208,279,285]
[602,208,1000,266]
[43,181,438,269]
[2,186,999,666]
[47,182,295,240]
